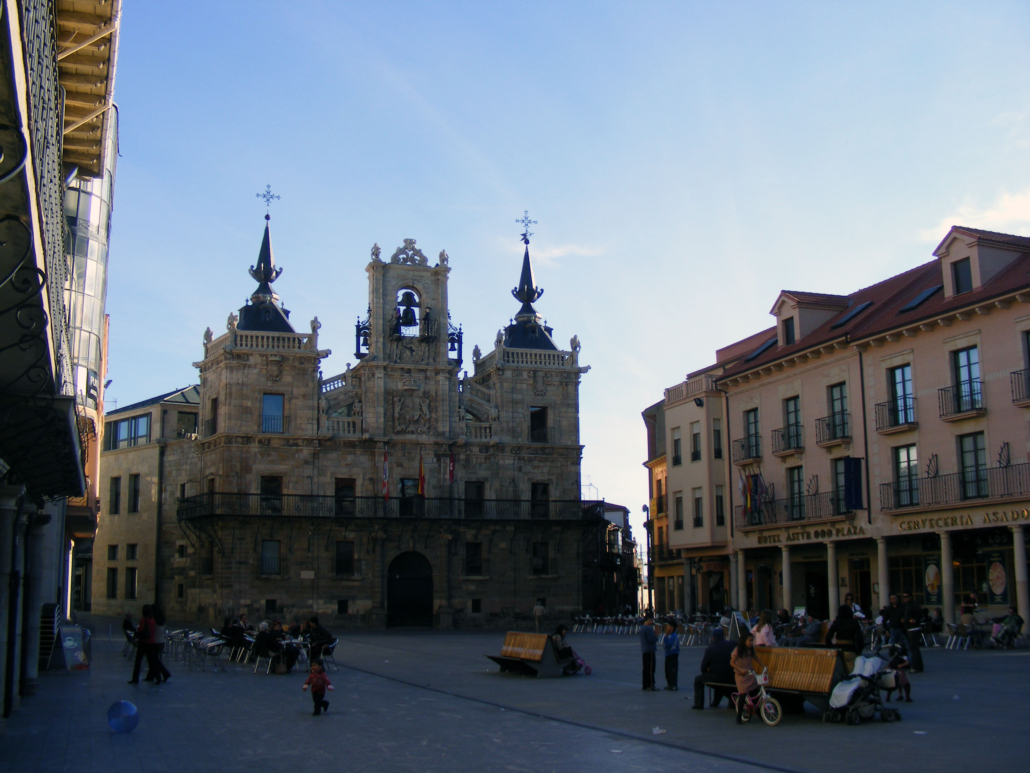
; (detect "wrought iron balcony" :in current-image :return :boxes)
[671,454,682,466]
[875,397,917,433]
[771,425,804,456]
[1011,370,1030,405]
[816,413,850,446]
[177,493,603,522]
[732,436,762,464]
[938,380,984,419]
[879,462,1030,511]
[261,415,287,433]
[693,516,703,528]
[691,449,702,462]
[735,491,849,529]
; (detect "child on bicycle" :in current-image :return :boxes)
[730,633,765,725]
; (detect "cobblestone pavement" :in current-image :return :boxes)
[2,617,1027,773]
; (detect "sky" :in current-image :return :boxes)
[105,1,1030,542]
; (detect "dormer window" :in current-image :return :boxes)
[952,258,973,295]
[782,317,796,346]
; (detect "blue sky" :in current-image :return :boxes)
[106,1,1030,540]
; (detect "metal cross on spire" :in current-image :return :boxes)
[256,184,280,220]
[516,210,537,244]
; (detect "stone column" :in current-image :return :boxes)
[827,541,839,615]
[940,531,954,626]
[0,485,25,716]
[877,537,890,613]
[1012,525,1029,633]
[736,549,747,611]
[781,544,792,612]
[20,509,51,696]
[729,551,738,612]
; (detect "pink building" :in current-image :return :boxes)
[650,226,1030,630]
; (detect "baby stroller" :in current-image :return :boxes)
[825,648,901,725]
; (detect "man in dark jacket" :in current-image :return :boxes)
[882,594,907,652]
[639,614,658,691]
[308,617,333,661]
[901,592,924,672]
[692,628,736,709]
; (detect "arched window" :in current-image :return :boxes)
[394,288,421,338]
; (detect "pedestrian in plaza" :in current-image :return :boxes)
[302,659,334,716]
[883,594,907,652]
[730,633,765,725]
[844,592,865,618]
[753,610,776,647]
[533,599,546,633]
[825,604,864,673]
[144,604,172,683]
[308,616,333,661]
[128,605,163,684]
[991,607,1025,649]
[901,592,924,672]
[639,613,658,691]
[692,627,735,709]
[663,620,680,690]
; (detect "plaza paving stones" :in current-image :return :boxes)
[2,618,1027,773]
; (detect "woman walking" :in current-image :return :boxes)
[145,604,172,683]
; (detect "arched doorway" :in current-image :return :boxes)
[387,551,433,627]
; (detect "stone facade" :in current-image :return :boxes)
[97,224,604,627]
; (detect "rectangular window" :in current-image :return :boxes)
[177,583,185,600]
[106,414,151,450]
[531,542,550,576]
[201,543,214,575]
[465,541,483,575]
[128,474,141,513]
[175,411,198,437]
[179,482,186,500]
[107,544,118,561]
[712,419,723,459]
[334,477,356,517]
[829,382,848,438]
[952,258,973,294]
[788,467,804,521]
[338,599,349,615]
[715,485,725,526]
[952,347,982,412]
[784,396,801,448]
[176,544,187,559]
[260,540,281,575]
[125,567,137,600]
[960,432,988,499]
[464,481,485,518]
[673,494,684,530]
[471,598,482,614]
[692,488,703,528]
[207,397,218,436]
[531,482,549,519]
[399,477,424,518]
[261,394,285,433]
[889,364,915,424]
[657,526,665,558]
[783,316,796,345]
[893,444,919,507]
[335,541,355,576]
[690,421,701,461]
[265,599,277,614]
[109,477,121,515]
[126,543,138,560]
[529,406,548,443]
[832,459,849,514]
[260,476,283,515]
[655,478,665,514]
[106,568,118,600]
[672,428,682,465]
[745,408,759,457]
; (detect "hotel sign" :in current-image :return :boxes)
[895,508,1030,533]
[756,524,867,545]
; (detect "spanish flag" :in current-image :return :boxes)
[418,450,425,496]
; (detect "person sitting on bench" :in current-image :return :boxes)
[692,627,735,709]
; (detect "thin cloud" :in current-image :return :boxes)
[920,190,1030,242]
[506,241,605,268]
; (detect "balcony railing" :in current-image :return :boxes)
[771,425,804,455]
[1011,370,1030,404]
[816,413,850,445]
[939,380,984,418]
[875,397,917,432]
[327,417,361,436]
[529,426,555,443]
[732,436,762,464]
[261,415,287,433]
[671,454,682,466]
[880,462,1030,511]
[692,516,703,528]
[178,493,604,522]
[691,449,702,462]
[735,491,849,529]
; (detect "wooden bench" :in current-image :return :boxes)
[704,646,846,713]
[486,632,575,678]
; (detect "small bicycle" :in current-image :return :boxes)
[733,669,783,727]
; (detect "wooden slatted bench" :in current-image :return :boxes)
[705,646,846,714]
[486,632,575,678]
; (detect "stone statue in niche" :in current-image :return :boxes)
[352,399,363,417]
[371,243,382,262]
[390,239,429,266]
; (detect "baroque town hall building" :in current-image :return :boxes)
[93,216,616,627]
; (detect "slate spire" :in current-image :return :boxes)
[248,213,282,304]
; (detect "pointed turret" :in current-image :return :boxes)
[501,232,557,351]
[511,245,544,320]
[237,215,295,333]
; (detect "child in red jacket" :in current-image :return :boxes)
[302,659,334,715]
